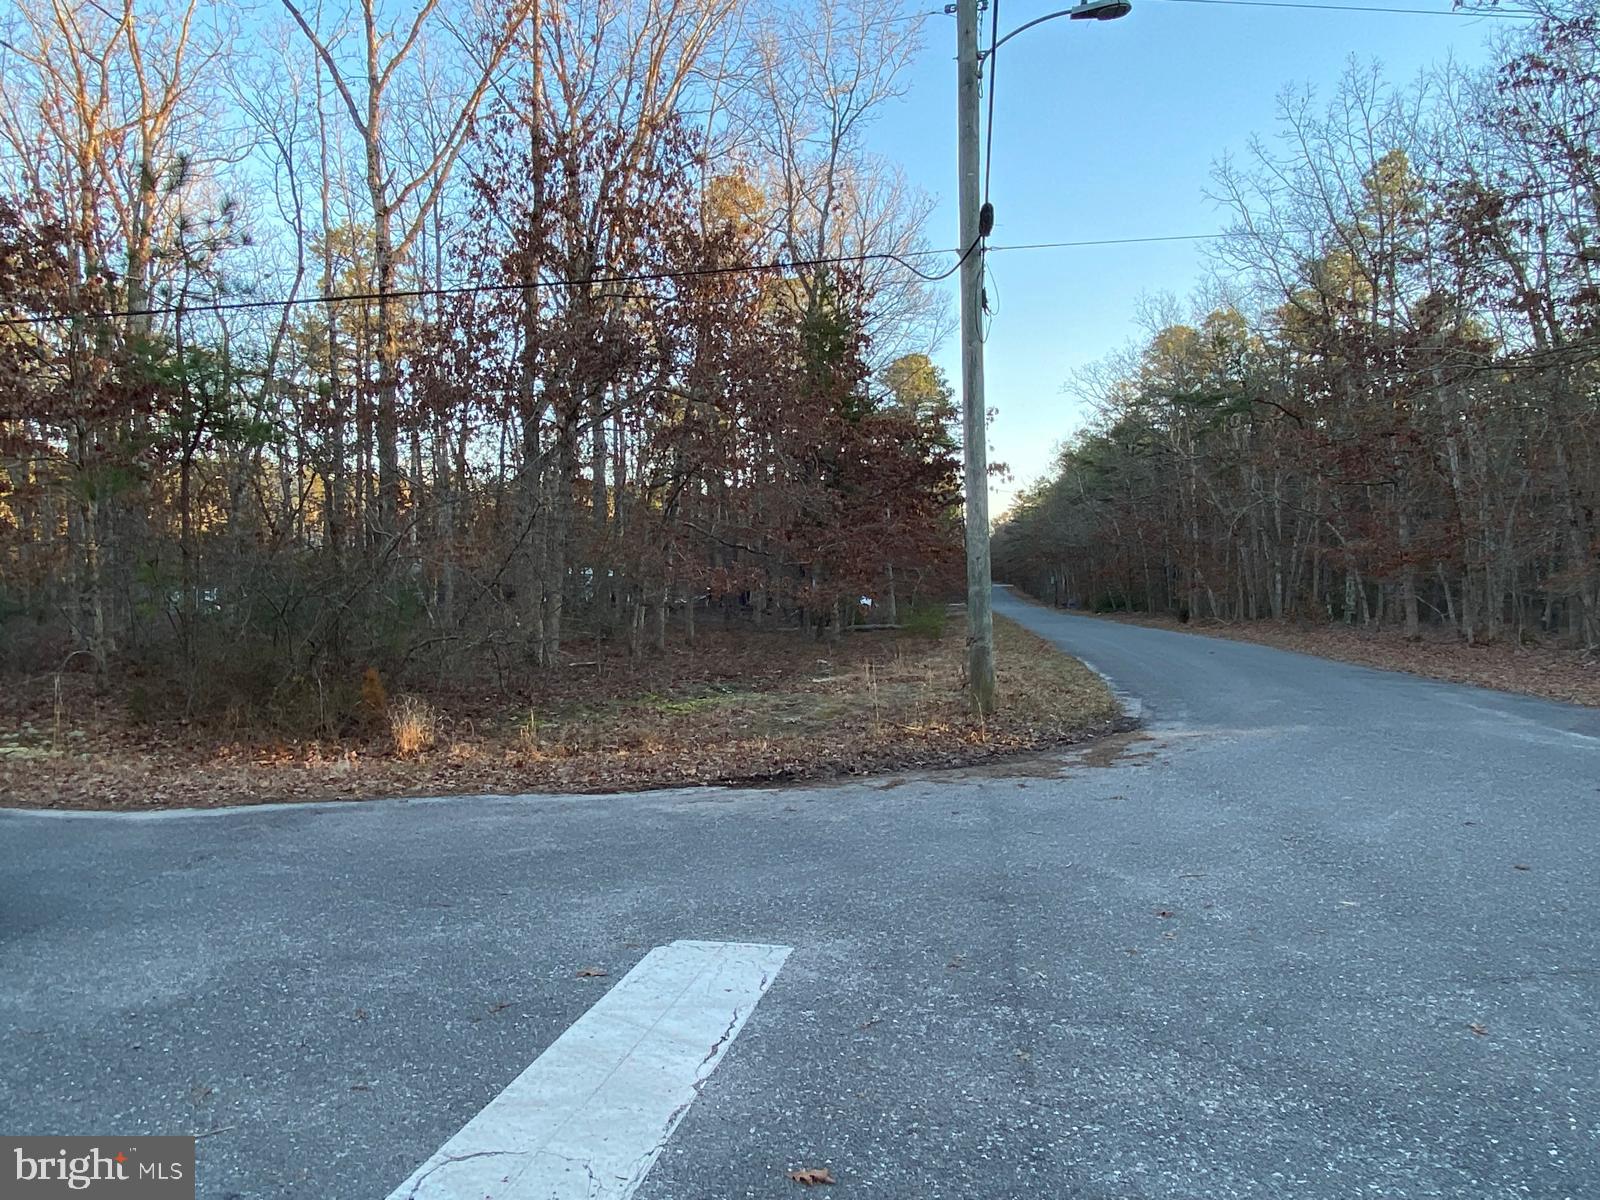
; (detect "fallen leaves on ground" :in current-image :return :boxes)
[788,1168,836,1186]
[0,617,1122,811]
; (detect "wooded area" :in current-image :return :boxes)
[996,3,1600,650]
[0,0,964,733]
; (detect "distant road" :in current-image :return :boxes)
[3,586,1597,1198]
[996,585,1600,747]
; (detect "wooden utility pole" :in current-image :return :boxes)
[957,0,997,714]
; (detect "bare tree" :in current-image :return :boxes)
[278,0,533,541]
[734,0,948,360]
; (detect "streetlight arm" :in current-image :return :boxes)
[986,10,1076,56]
[982,0,1132,58]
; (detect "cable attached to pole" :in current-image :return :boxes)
[982,0,1002,211]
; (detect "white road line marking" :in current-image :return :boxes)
[1066,651,1144,720]
[383,939,791,1200]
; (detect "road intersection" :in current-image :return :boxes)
[5,590,1597,1198]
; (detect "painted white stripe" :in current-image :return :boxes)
[384,939,791,1200]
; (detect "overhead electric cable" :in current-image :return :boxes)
[983,0,1002,208]
[9,225,1585,326]
[0,241,988,327]
[1146,0,1537,18]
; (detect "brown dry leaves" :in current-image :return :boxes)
[788,1168,836,1186]
[0,617,1120,811]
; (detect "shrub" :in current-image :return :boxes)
[360,667,388,721]
[901,602,946,639]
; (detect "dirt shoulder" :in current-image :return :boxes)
[0,614,1123,811]
[1008,591,1599,707]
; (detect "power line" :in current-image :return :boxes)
[990,231,1248,250]
[994,229,1600,256]
[978,0,1003,350]
[10,224,1584,326]
[0,229,1388,328]
[1145,0,1538,18]
[983,0,1002,208]
[902,238,984,281]
[0,242,993,328]
[3,232,1239,329]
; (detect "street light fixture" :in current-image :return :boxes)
[1071,0,1134,20]
[986,0,1133,57]
[955,0,1130,716]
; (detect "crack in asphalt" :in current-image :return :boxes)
[401,1148,528,1199]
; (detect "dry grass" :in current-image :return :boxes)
[0,614,1123,811]
[387,695,438,758]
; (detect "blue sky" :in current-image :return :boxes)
[862,0,1522,514]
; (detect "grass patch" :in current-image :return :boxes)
[0,614,1123,810]
[900,602,948,639]
[991,617,1123,730]
[636,689,743,716]
[387,695,439,759]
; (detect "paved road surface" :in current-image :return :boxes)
[4,589,1597,1198]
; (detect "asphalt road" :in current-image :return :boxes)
[4,589,1598,1199]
